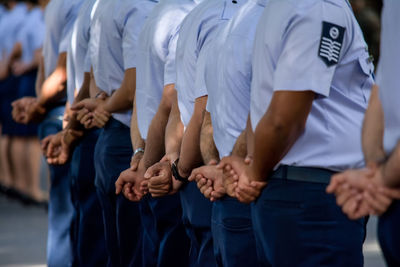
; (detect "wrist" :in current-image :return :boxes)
[36,96,46,108]
[133,147,145,157]
[95,91,108,100]
[248,162,264,182]
[172,158,189,183]
[166,152,179,165]
[177,163,190,179]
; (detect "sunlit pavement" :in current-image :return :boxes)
[0,194,386,267]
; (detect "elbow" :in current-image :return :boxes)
[127,93,134,104]
[268,115,306,139]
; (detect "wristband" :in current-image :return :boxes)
[171,158,189,183]
[95,91,107,99]
[133,148,145,156]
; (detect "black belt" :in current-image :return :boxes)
[270,165,336,184]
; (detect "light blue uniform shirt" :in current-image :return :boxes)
[250,0,374,171]
[0,5,6,22]
[16,7,45,64]
[207,0,266,158]
[43,0,84,78]
[136,0,202,139]
[377,0,400,155]
[195,1,247,110]
[66,0,96,105]
[0,3,27,60]
[201,0,248,147]
[176,0,236,127]
[89,0,157,127]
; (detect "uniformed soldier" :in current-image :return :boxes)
[327,1,400,266]
[0,0,27,196]
[219,0,375,266]
[142,0,243,265]
[190,0,267,266]
[11,0,84,266]
[40,0,108,265]
[371,4,400,265]
[70,0,158,265]
[114,0,206,266]
[8,0,46,202]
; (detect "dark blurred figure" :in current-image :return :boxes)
[351,0,382,65]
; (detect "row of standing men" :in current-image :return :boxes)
[0,0,46,204]
[7,0,400,266]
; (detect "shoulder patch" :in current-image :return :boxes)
[318,21,346,67]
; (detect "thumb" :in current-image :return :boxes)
[244,155,253,165]
[208,159,218,166]
[130,156,141,171]
[160,155,170,163]
[144,165,157,179]
[70,101,85,111]
[68,129,84,138]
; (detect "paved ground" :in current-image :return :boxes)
[0,193,387,267]
[0,194,47,267]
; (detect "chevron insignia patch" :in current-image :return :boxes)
[318,22,346,67]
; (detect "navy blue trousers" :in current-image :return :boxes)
[0,76,25,136]
[212,196,260,267]
[180,182,216,267]
[38,106,74,267]
[378,200,400,267]
[251,179,365,267]
[16,71,39,136]
[70,129,107,266]
[94,119,142,267]
[139,193,189,267]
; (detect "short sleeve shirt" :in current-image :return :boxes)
[203,0,248,129]
[43,0,84,78]
[208,0,266,158]
[376,0,400,155]
[250,0,374,171]
[176,0,233,127]
[0,4,27,60]
[16,8,45,64]
[136,0,201,139]
[89,0,158,127]
[66,0,96,105]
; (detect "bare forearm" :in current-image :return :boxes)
[231,130,247,158]
[103,68,136,114]
[73,72,91,104]
[231,114,250,158]
[200,111,219,164]
[251,115,299,180]
[89,69,100,98]
[250,91,314,181]
[141,84,175,168]
[9,43,22,63]
[382,142,400,188]
[35,56,45,96]
[178,96,207,177]
[142,111,169,168]
[362,84,386,164]
[38,52,67,106]
[164,90,183,161]
[131,98,145,151]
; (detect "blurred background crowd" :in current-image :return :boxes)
[0,0,385,207]
[0,0,48,205]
